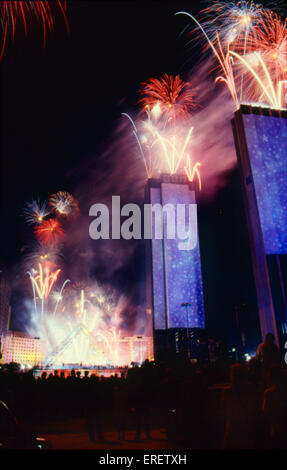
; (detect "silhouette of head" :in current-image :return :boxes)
[265,333,275,345]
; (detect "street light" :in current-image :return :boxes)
[181,302,192,359]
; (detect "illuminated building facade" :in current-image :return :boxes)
[145,174,205,360]
[233,105,287,348]
[1,331,46,367]
[119,335,154,365]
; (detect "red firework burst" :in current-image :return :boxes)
[139,74,196,122]
[246,10,287,81]
[34,218,65,245]
[0,1,69,59]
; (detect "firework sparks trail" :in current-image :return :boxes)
[52,279,70,317]
[23,199,51,225]
[75,289,93,324]
[229,50,287,108]
[0,1,69,59]
[123,111,201,182]
[28,263,61,300]
[238,10,287,107]
[154,125,195,175]
[184,159,202,190]
[139,74,196,124]
[122,111,157,178]
[254,11,287,79]
[27,262,61,321]
[177,11,239,107]
[42,285,126,366]
[34,218,65,245]
[94,327,121,364]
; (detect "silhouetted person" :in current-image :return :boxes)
[180,369,207,448]
[130,374,151,440]
[246,357,270,448]
[222,363,262,449]
[262,366,287,448]
[256,333,280,376]
[85,375,103,442]
[40,372,47,381]
[113,380,128,440]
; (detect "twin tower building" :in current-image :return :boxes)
[146,106,287,361]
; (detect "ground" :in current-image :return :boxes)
[41,430,169,450]
[30,418,171,450]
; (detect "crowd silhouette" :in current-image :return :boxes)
[0,333,286,449]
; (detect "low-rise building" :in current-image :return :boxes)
[118,335,154,365]
[1,331,46,367]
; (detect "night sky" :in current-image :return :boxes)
[0,1,200,262]
[0,1,262,348]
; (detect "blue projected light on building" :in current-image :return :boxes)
[243,114,287,255]
[150,186,166,330]
[148,178,205,330]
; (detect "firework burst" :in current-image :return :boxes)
[198,1,266,48]
[139,74,196,123]
[25,244,61,268]
[49,191,79,217]
[177,7,287,109]
[246,11,287,81]
[34,219,65,245]
[229,10,287,108]
[23,199,50,225]
[0,1,69,59]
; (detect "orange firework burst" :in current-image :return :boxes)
[34,219,64,245]
[139,74,196,123]
[0,1,69,59]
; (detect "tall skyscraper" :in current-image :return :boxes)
[0,264,11,335]
[232,105,287,348]
[145,174,205,360]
